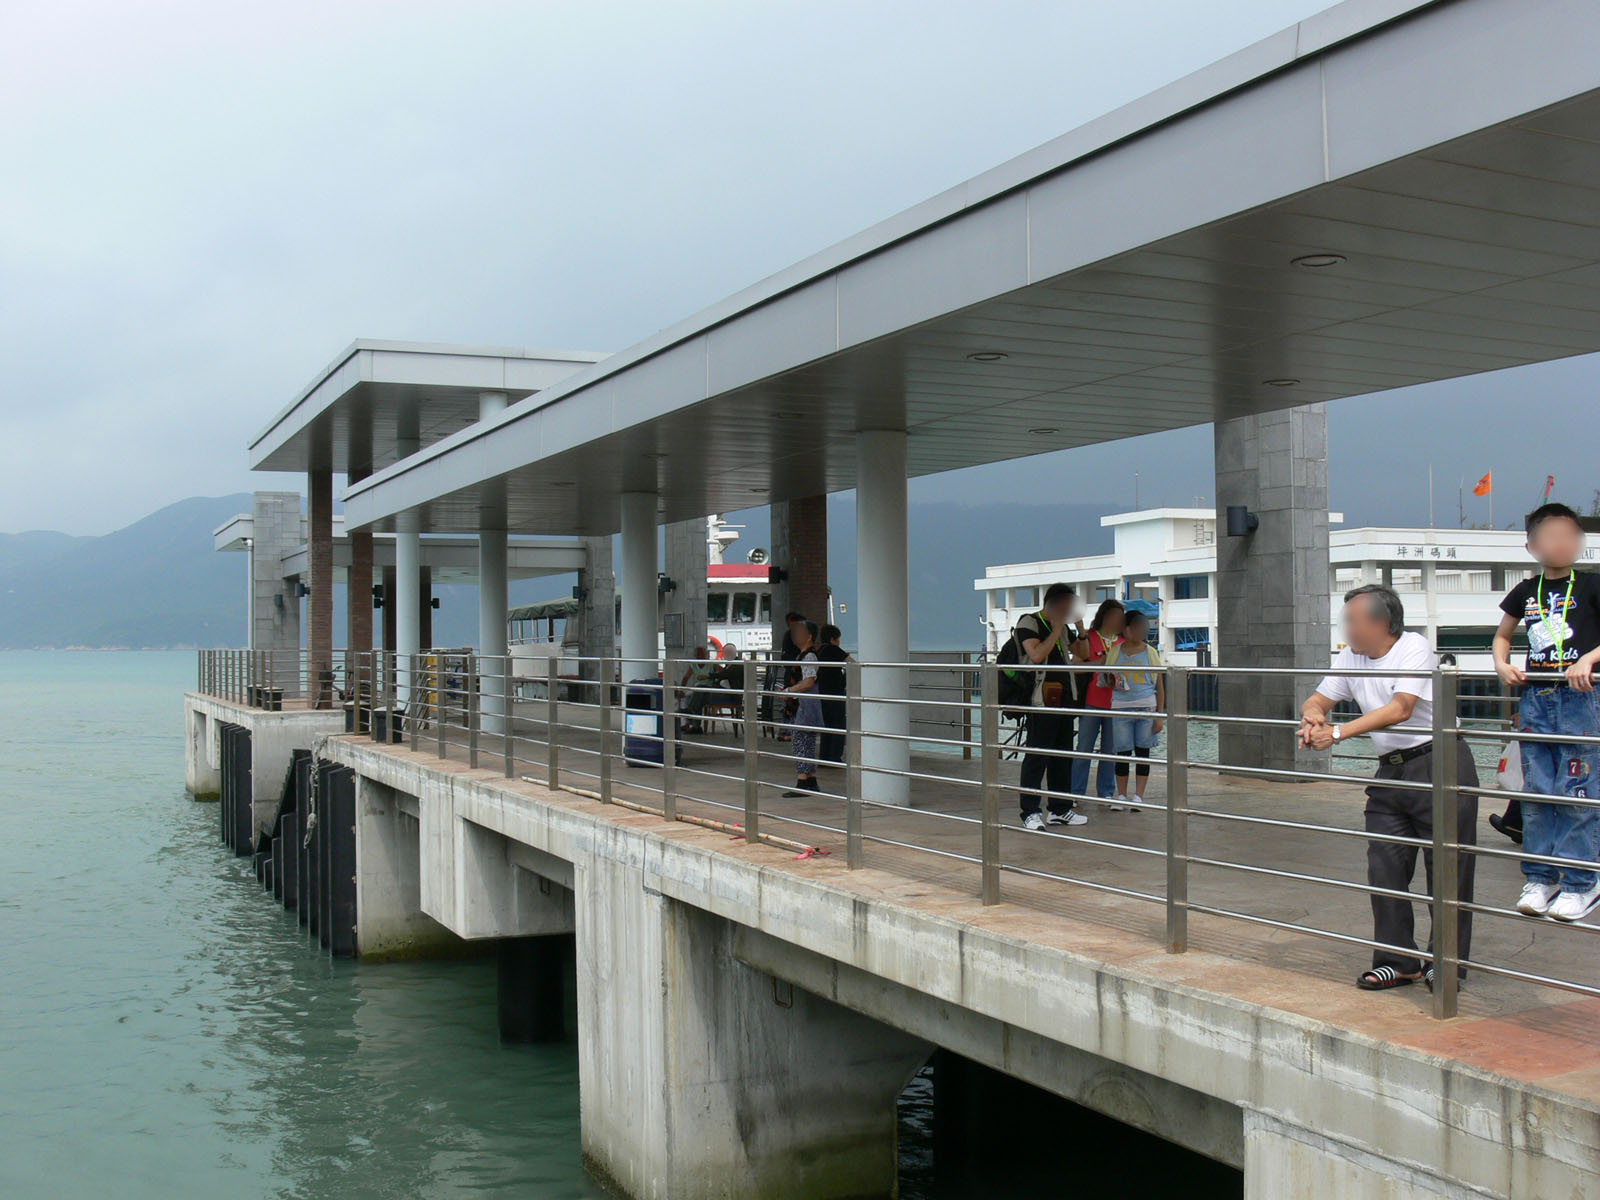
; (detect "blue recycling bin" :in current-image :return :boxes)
[623,677,681,767]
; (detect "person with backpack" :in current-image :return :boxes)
[1072,599,1126,810]
[1007,583,1088,831]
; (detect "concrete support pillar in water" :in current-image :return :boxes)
[1213,404,1331,773]
[619,491,658,679]
[856,428,911,805]
[307,467,335,708]
[576,854,929,1199]
[498,934,574,1043]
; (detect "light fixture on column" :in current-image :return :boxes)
[296,582,310,598]
[274,594,284,610]
[768,566,789,584]
[571,585,587,601]
[430,597,441,610]
[657,573,677,595]
[1225,505,1259,537]
[372,585,385,610]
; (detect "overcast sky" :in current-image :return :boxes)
[6,0,1598,536]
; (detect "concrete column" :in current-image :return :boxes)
[619,492,658,679]
[396,510,420,704]
[249,491,304,695]
[352,776,458,961]
[308,468,335,708]
[578,535,616,685]
[770,495,829,647]
[856,429,911,805]
[576,854,929,1199]
[1214,404,1330,773]
[662,517,708,655]
[479,524,509,733]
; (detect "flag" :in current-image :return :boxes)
[1473,471,1493,497]
[1544,474,1557,499]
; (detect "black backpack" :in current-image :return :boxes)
[994,617,1040,714]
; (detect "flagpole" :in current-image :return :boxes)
[1490,471,1495,529]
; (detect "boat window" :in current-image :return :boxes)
[733,592,757,623]
[707,592,729,622]
[759,592,771,625]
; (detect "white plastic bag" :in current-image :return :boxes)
[1496,741,1523,793]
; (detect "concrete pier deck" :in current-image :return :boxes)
[188,691,1600,1197]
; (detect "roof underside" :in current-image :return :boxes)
[338,0,1600,536]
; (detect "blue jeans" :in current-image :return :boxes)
[1110,709,1160,752]
[1519,685,1600,892]
[1071,711,1116,800]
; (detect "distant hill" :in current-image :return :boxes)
[0,494,1119,650]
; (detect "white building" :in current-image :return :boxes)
[974,508,1585,671]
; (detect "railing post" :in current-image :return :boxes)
[961,652,973,762]
[742,660,760,843]
[846,661,863,869]
[468,655,480,769]
[1431,666,1460,1019]
[546,655,560,791]
[980,662,1000,905]
[661,658,678,821]
[436,655,446,759]
[1165,664,1190,954]
[503,656,515,778]
[598,658,614,804]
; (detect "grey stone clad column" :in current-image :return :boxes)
[578,535,616,682]
[1213,404,1331,773]
[662,518,708,656]
[250,492,305,695]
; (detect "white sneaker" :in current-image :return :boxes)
[1130,794,1145,813]
[1516,881,1562,916]
[1051,809,1087,827]
[1022,812,1047,832]
[1104,800,1126,812]
[1548,886,1600,923]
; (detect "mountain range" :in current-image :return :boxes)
[0,494,1118,651]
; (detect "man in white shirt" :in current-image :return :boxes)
[1299,585,1479,993]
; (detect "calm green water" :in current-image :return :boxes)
[0,652,604,1199]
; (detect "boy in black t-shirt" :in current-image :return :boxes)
[1492,503,1600,922]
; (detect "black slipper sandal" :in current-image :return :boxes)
[1357,966,1417,990]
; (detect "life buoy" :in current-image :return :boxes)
[708,635,726,656]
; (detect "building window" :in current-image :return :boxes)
[1174,574,1209,600]
[1013,587,1038,608]
[733,592,757,623]
[1170,627,1211,651]
[707,592,729,623]
[759,593,772,625]
[1095,586,1116,602]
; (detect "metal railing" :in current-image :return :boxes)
[195,646,1600,1019]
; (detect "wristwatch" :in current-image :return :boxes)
[1331,726,1342,742]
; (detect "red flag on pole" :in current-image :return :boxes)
[1473,471,1493,497]
[1544,474,1557,499]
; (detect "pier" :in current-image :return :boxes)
[181,0,1600,1193]
[186,658,1600,1197]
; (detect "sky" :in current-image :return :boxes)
[4,0,1598,537]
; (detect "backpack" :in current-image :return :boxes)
[994,631,1035,714]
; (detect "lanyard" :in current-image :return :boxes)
[1537,574,1577,662]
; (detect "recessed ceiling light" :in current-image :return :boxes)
[1292,253,1346,269]
[967,350,1008,363]
[1263,378,1301,387]
[1028,427,1059,435]
[550,480,575,488]
[750,486,769,494]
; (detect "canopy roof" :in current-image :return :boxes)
[339,0,1600,535]
[509,597,582,622]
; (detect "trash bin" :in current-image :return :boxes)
[623,677,681,767]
